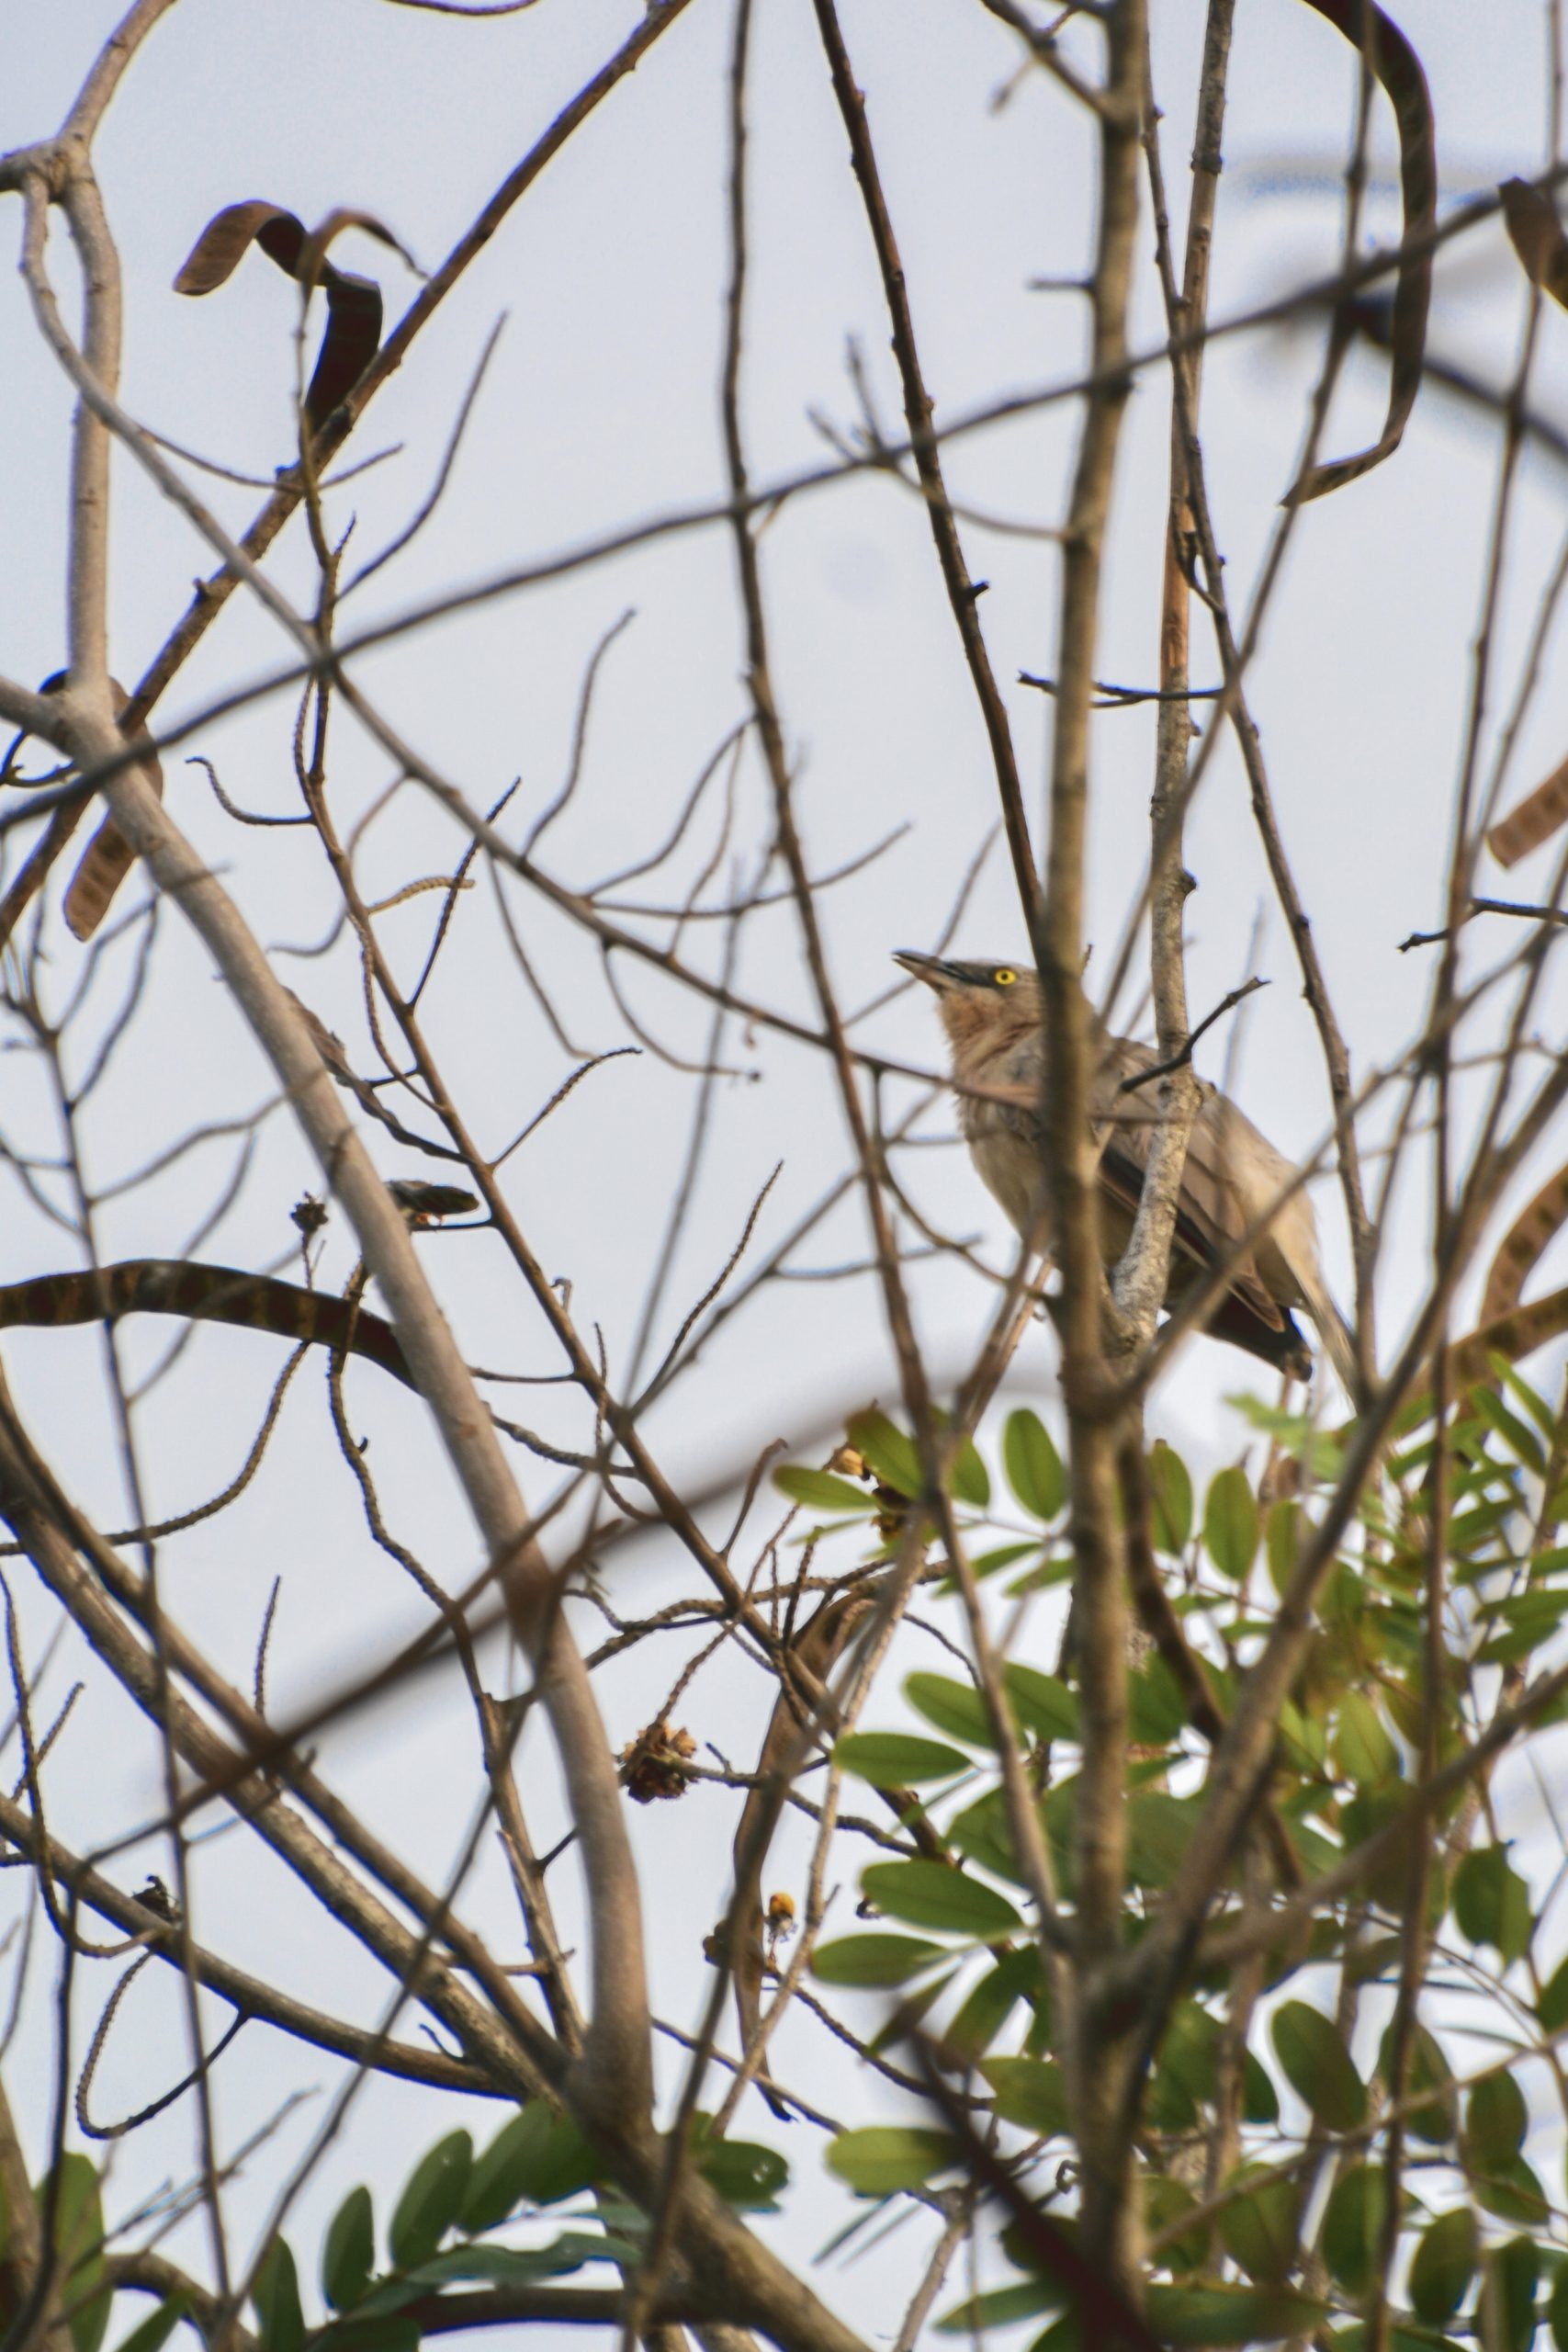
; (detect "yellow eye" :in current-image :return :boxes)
[993,967,1018,987]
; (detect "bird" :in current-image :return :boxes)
[895,951,1359,1392]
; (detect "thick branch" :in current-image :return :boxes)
[0,1790,498,2097]
[61,709,650,2128]
[1036,0,1145,2294]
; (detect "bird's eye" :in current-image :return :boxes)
[993,967,1018,987]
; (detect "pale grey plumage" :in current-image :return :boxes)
[897,951,1358,1392]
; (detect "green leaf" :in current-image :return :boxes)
[111,2298,190,2352]
[940,1949,1042,2065]
[936,2280,1061,2335]
[1003,1664,1079,1742]
[826,2127,956,2195]
[866,1968,955,2056]
[1145,2283,1326,2345]
[1276,1697,1325,1775]
[1539,1951,1568,2033]
[1147,2002,1219,2131]
[860,1859,1022,1938]
[1127,1792,1197,1889]
[1495,1353,1557,1439]
[812,1933,948,1986]
[1466,2069,1529,2169]
[690,2121,787,2211]
[1477,2154,1549,2225]
[968,1542,1039,1581]
[1334,1690,1400,1790]
[1149,1442,1193,1553]
[1409,2207,1478,2324]
[390,2240,603,2290]
[904,1672,995,1749]
[950,1790,1037,1889]
[1204,1466,1258,1581]
[1004,1553,1075,1597]
[1376,2021,1453,2143]
[1340,1782,1421,1908]
[1549,2253,1568,2350]
[1003,1409,1065,1521]
[1145,2176,1208,2274]
[502,2111,597,2211]
[1453,1845,1533,1965]
[947,1430,990,1509]
[1472,1385,1547,1475]
[845,1409,922,1497]
[1265,1499,1302,1598]
[389,2132,473,2270]
[1479,2235,1540,2352]
[460,2107,579,2233]
[832,1731,969,1787]
[772,1467,871,1514]
[1322,2163,1388,2298]
[253,2240,305,2352]
[1243,2050,1280,2127]
[1271,2001,1367,2131]
[322,2188,375,2312]
[1217,2169,1298,2284]
[1330,2328,1468,2352]
[1480,1588,1568,1665]
[980,2057,1069,2137]
[1128,1654,1188,1746]
[46,2156,112,2352]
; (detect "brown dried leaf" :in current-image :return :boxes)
[1487,747,1568,868]
[387,1180,479,1222]
[1446,1283,1568,1391]
[1500,176,1568,311]
[1480,1160,1568,1326]
[0,1261,413,1390]
[174,196,400,426]
[64,203,409,944]
[306,277,383,427]
[173,200,309,295]
[1287,0,1436,503]
[297,208,423,290]
[61,680,164,943]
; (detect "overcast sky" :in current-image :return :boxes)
[4,1,1568,2343]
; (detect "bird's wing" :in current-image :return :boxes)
[1098,1134,1292,1334]
[1098,1043,1294,1337]
[982,1052,1291,1335]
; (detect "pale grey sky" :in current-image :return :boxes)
[4,2,1568,2343]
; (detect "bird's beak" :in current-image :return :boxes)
[893,949,962,992]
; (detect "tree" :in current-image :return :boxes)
[4,0,1568,2346]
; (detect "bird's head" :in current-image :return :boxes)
[893,951,1043,1059]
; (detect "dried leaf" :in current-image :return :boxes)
[1481,1159,1568,1325]
[60,675,164,943]
[173,200,309,295]
[298,207,423,290]
[1446,1284,1568,1389]
[1287,0,1436,502]
[1487,745,1568,867]
[0,1261,414,1389]
[174,197,402,427]
[1393,1284,1568,1430]
[1500,176,1568,310]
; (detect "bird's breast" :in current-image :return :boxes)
[964,1105,1049,1245]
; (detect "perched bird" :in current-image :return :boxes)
[896,951,1358,1391]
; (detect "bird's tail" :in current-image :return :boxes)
[1301,1268,1363,1401]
